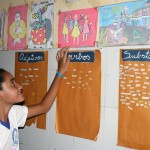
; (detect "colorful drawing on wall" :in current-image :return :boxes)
[0,10,5,50]
[99,0,150,47]
[56,50,101,140]
[15,51,48,129]
[28,0,54,49]
[118,49,150,149]
[8,4,27,50]
[58,8,98,48]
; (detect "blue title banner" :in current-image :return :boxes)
[18,52,44,63]
[68,51,94,62]
[122,50,150,62]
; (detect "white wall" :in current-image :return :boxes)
[1,45,149,150]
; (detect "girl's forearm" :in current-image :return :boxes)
[40,74,62,113]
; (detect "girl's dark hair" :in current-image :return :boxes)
[0,68,7,90]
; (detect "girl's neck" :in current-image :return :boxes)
[0,105,11,123]
[0,114,8,123]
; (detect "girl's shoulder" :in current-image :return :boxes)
[9,105,28,117]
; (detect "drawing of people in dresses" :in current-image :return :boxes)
[71,14,81,45]
[62,16,69,43]
[82,15,92,41]
[9,11,26,46]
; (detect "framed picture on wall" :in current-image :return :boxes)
[58,8,98,48]
[7,4,28,50]
[28,0,54,49]
[99,0,150,47]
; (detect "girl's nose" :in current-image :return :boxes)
[19,85,23,91]
[17,83,23,93]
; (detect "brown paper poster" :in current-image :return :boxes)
[118,49,150,150]
[15,51,48,129]
[56,50,101,140]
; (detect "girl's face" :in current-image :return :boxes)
[15,13,21,23]
[0,72,24,105]
[74,14,78,20]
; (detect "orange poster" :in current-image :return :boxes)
[15,51,48,129]
[118,49,150,150]
[56,50,101,140]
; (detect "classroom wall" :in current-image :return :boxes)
[0,0,149,150]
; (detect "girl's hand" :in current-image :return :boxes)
[56,47,70,75]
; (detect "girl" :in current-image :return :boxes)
[71,14,81,45]
[62,16,69,43]
[0,47,70,150]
